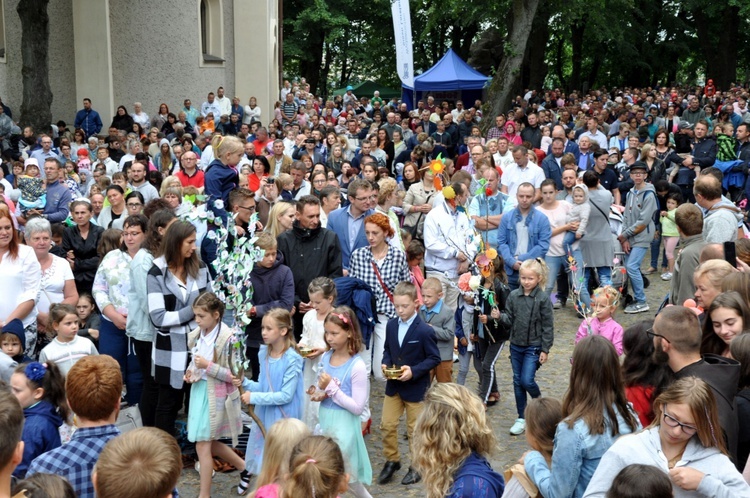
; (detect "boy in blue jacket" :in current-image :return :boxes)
[379,282,441,486]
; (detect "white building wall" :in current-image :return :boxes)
[0,0,77,125]
[0,0,277,130]
[108,0,236,126]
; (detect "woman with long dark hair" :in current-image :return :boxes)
[147,220,210,436]
[128,209,177,427]
[525,335,640,497]
[621,320,671,426]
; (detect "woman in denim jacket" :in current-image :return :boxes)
[524,336,641,498]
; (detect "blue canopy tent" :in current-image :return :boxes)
[401,49,489,110]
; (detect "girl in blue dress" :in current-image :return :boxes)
[314,306,373,498]
[239,308,304,494]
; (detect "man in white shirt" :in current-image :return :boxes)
[201,92,222,118]
[493,136,515,170]
[423,180,476,313]
[129,162,159,204]
[578,116,608,149]
[215,86,232,117]
[501,145,545,201]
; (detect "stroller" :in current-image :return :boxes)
[608,206,649,308]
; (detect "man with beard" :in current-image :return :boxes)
[651,305,740,463]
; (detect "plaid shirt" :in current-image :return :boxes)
[27,424,120,498]
[349,245,410,318]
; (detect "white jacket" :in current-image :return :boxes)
[583,427,750,498]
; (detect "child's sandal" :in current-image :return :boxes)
[237,469,252,495]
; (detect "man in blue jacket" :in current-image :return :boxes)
[326,177,374,272]
[73,98,102,138]
[497,183,551,289]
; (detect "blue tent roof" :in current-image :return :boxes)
[403,48,489,91]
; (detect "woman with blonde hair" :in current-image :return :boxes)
[413,383,504,498]
[159,175,183,197]
[583,377,750,497]
[264,200,296,239]
[693,259,735,310]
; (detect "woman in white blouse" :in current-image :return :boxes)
[24,218,78,335]
[243,96,262,125]
[0,207,41,357]
[93,214,147,406]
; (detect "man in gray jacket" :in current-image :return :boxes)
[694,174,741,243]
[617,161,657,314]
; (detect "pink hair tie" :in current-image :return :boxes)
[305,458,317,464]
[333,313,349,324]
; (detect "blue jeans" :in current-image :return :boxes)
[650,221,665,269]
[508,271,519,290]
[562,231,578,255]
[510,344,542,418]
[99,318,143,406]
[545,251,590,308]
[584,266,612,288]
[625,245,648,303]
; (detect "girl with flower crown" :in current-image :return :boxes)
[10,361,69,477]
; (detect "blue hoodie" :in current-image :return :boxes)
[14,400,64,477]
[449,452,505,498]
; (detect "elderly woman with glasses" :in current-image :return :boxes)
[62,199,104,295]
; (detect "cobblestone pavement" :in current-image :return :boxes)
[177,271,671,497]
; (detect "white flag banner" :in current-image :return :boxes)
[391,0,414,88]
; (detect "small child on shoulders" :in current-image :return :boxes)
[418,277,455,383]
[575,286,624,355]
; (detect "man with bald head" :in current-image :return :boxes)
[381,112,399,140]
[547,124,579,160]
[652,305,740,461]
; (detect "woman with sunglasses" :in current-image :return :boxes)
[583,377,750,497]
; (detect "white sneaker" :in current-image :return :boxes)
[661,272,672,281]
[510,418,526,435]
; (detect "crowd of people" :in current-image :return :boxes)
[1,79,750,498]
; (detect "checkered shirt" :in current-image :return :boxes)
[26,425,120,498]
[348,245,410,318]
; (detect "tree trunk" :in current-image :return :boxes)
[522,5,550,90]
[715,5,739,88]
[568,16,587,93]
[17,0,52,135]
[299,29,326,96]
[484,0,540,125]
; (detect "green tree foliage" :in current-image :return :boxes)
[282,0,750,101]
